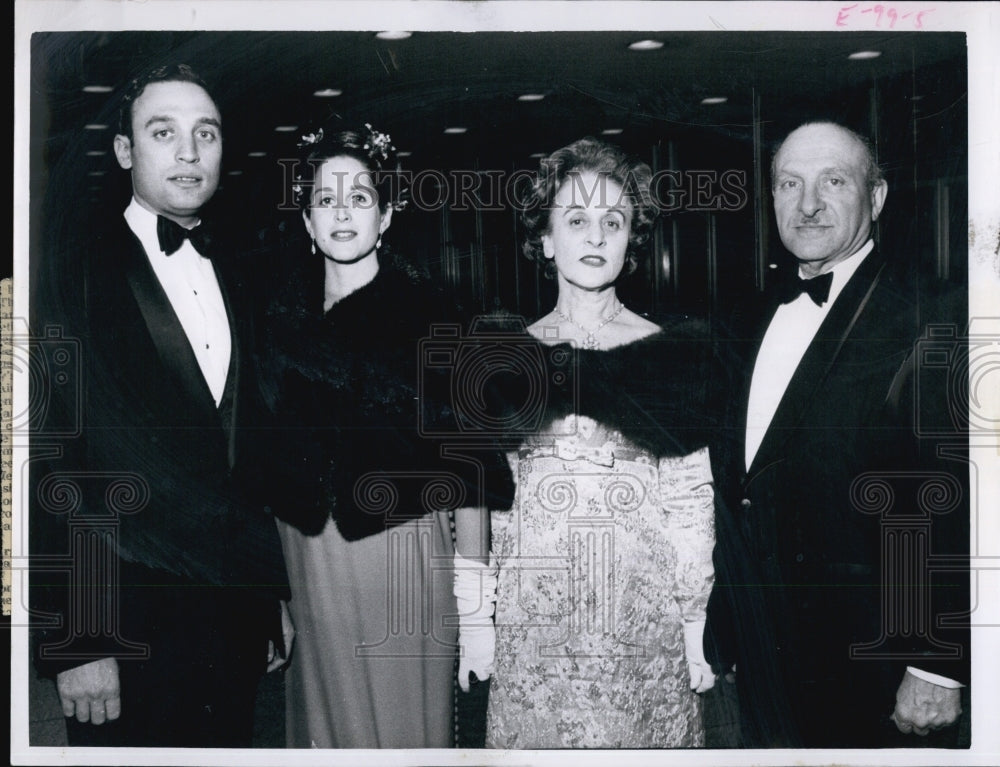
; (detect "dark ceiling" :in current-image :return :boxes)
[32,29,967,187]
[27,27,970,322]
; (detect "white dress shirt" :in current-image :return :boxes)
[744,240,873,472]
[124,199,232,406]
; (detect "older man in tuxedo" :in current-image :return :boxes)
[31,63,291,747]
[708,120,969,748]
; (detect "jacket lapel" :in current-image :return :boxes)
[122,230,225,421]
[210,255,243,467]
[747,250,888,478]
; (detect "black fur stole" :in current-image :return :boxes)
[256,255,515,539]
[522,316,724,459]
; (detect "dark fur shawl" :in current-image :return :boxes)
[255,254,515,539]
[565,316,723,458]
[446,312,723,457]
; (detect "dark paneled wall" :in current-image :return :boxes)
[34,36,966,332]
[395,54,967,326]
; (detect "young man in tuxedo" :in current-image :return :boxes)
[708,121,969,748]
[31,64,292,747]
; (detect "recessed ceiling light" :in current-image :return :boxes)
[444,127,467,134]
[601,128,624,135]
[518,93,545,102]
[274,125,299,133]
[84,124,108,130]
[376,31,412,40]
[86,150,107,156]
[848,50,882,60]
[313,88,343,98]
[82,85,113,93]
[700,97,728,105]
[628,39,664,51]
[529,152,547,158]
[396,151,412,158]
[248,151,267,157]
[87,170,106,176]
[227,170,243,176]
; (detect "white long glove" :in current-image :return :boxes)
[453,551,498,693]
[683,619,716,694]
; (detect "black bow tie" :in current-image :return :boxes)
[157,215,214,257]
[779,271,833,307]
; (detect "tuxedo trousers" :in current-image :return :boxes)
[64,560,273,748]
[752,583,968,749]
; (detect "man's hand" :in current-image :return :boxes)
[267,599,295,672]
[56,658,121,725]
[890,669,962,735]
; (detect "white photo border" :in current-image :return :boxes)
[12,2,1000,766]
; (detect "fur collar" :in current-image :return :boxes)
[459,314,721,458]
[258,253,515,538]
[541,317,720,458]
[262,252,462,410]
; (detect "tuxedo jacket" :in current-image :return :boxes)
[31,212,288,675]
[709,247,970,735]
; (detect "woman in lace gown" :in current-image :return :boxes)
[463,138,718,748]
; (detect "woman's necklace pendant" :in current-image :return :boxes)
[557,302,625,350]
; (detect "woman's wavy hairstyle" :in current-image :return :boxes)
[292,123,408,213]
[520,137,657,279]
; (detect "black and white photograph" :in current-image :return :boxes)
[11,1,1000,765]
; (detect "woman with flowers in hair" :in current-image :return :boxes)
[476,137,720,748]
[254,123,513,748]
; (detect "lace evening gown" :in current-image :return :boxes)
[485,414,715,748]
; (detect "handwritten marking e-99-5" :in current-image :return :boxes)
[837,4,935,29]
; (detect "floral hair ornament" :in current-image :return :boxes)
[363,123,395,164]
[297,128,324,148]
[291,130,325,199]
[291,130,326,199]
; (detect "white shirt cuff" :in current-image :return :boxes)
[907,666,964,689]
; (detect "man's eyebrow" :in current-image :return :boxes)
[142,115,222,130]
[142,115,174,130]
[774,165,852,178]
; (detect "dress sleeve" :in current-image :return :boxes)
[658,446,716,622]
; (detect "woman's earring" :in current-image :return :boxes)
[311,237,316,255]
[376,236,382,250]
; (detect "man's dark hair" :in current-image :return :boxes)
[117,63,215,141]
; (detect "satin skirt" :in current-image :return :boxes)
[277,514,457,748]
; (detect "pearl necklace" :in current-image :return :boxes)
[556,302,625,350]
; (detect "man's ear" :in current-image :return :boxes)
[870,179,888,222]
[113,135,133,170]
